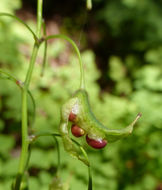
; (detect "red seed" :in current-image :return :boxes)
[69,112,76,122]
[71,125,85,137]
[86,135,107,149]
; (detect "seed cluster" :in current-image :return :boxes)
[69,112,107,149]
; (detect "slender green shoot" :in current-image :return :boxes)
[52,135,61,176]
[87,0,92,10]
[36,0,43,38]
[15,0,44,189]
[0,12,38,41]
[44,34,85,89]
[31,132,93,190]
[41,19,48,77]
[0,69,36,126]
[88,167,92,190]
[24,43,39,88]
[27,90,36,127]
[0,69,18,82]
[14,89,28,190]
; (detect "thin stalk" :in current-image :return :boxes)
[20,91,28,171]
[87,0,92,10]
[25,0,43,87]
[27,90,36,126]
[79,146,93,190]
[88,167,92,190]
[0,69,36,126]
[36,0,43,38]
[32,132,88,163]
[15,0,44,189]
[41,20,47,77]
[24,144,32,172]
[24,43,39,88]
[52,136,61,176]
[0,13,37,41]
[31,132,92,190]
[44,34,85,89]
[0,69,17,82]
[14,89,28,190]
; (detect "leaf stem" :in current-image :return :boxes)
[0,69,17,82]
[0,69,36,127]
[0,13,37,41]
[44,34,85,89]
[31,132,92,189]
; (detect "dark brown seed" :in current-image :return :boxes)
[71,125,85,137]
[86,135,107,149]
[69,112,76,122]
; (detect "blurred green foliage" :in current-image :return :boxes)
[0,0,162,190]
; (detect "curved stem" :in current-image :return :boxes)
[44,34,85,89]
[33,132,60,138]
[0,13,38,41]
[79,147,92,190]
[31,132,92,190]
[32,132,89,164]
[0,69,36,126]
[0,69,17,82]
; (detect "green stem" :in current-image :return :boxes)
[0,13,37,41]
[14,89,28,190]
[36,0,43,38]
[19,90,28,173]
[88,167,92,190]
[45,34,85,89]
[15,0,43,189]
[27,90,36,126]
[0,69,17,82]
[52,136,61,176]
[79,147,92,190]
[41,20,47,77]
[24,144,32,172]
[31,132,92,190]
[24,43,39,88]
[32,132,88,163]
[0,69,36,127]
[87,0,92,10]
[25,0,43,88]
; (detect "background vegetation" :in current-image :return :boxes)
[0,0,162,189]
